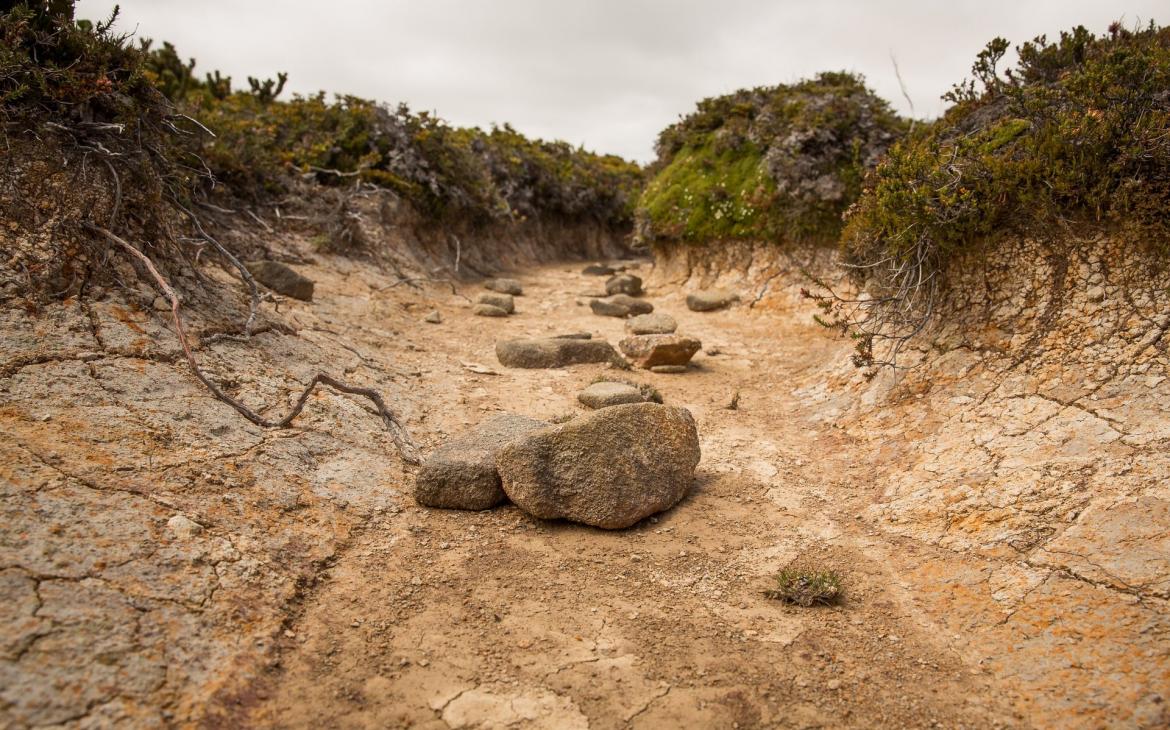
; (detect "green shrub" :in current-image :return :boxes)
[843,21,1170,289]
[638,72,905,246]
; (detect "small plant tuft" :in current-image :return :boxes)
[764,568,843,607]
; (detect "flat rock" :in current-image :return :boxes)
[497,403,700,529]
[552,332,592,340]
[620,334,702,369]
[606,274,643,296]
[590,295,654,318]
[245,260,314,301]
[415,414,547,510]
[477,293,515,313]
[651,365,689,374]
[485,278,523,296]
[582,264,616,276]
[474,304,509,317]
[626,313,677,335]
[686,289,740,312]
[577,381,646,409]
[496,338,620,368]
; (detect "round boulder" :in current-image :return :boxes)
[605,274,643,296]
[497,403,701,529]
[477,293,515,313]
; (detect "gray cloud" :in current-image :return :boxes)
[77,0,1165,162]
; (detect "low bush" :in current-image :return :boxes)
[637,72,905,246]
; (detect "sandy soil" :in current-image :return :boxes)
[2,245,1167,728]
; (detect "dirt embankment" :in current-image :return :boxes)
[1,224,1167,729]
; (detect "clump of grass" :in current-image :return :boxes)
[764,568,843,607]
[589,375,663,403]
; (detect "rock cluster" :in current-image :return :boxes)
[416,404,700,529]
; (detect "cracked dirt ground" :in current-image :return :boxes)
[2,244,1168,728]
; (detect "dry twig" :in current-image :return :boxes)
[85,224,419,464]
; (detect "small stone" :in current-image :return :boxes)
[424,311,442,324]
[577,381,645,409]
[626,313,677,335]
[484,278,523,296]
[245,260,315,301]
[167,514,204,539]
[414,414,548,510]
[590,295,654,318]
[474,304,509,318]
[477,293,515,313]
[551,332,592,340]
[620,334,702,369]
[582,263,616,276]
[497,403,701,529]
[605,273,643,296]
[1086,286,1106,303]
[496,338,621,369]
[686,289,740,312]
[651,365,689,374]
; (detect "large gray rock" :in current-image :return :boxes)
[606,274,643,296]
[415,414,547,510]
[577,381,645,409]
[582,264,616,276]
[626,313,677,335]
[619,334,702,369]
[497,404,701,529]
[474,304,509,317]
[485,278,523,296]
[477,293,515,313]
[590,295,654,318]
[245,261,314,301]
[686,289,740,312]
[496,338,619,368]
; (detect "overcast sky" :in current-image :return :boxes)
[77,0,1163,163]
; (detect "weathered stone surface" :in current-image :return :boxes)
[626,313,677,335]
[590,295,654,318]
[484,278,523,296]
[474,304,509,317]
[582,264,615,276]
[605,274,643,296]
[577,382,645,409]
[686,289,739,312]
[415,414,547,510]
[497,404,700,529]
[496,338,619,368]
[620,334,701,369]
[245,261,314,301]
[477,293,515,313]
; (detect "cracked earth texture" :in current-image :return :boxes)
[1,232,1167,728]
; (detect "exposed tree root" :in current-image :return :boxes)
[85,224,419,464]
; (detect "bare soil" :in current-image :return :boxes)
[2,239,1167,728]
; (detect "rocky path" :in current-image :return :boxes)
[4,251,1167,729]
[230,262,1019,729]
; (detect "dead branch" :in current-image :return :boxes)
[172,199,261,336]
[84,224,419,464]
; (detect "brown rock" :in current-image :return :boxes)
[620,334,702,369]
[477,293,515,313]
[245,261,314,301]
[415,414,547,510]
[474,304,509,317]
[590,295,654,318]
[497,403,700,529]
[626,313,677,335]
[686,289,740,312]
[605,274,643,296]
[484,278,523,296]
[496,338,620,368]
